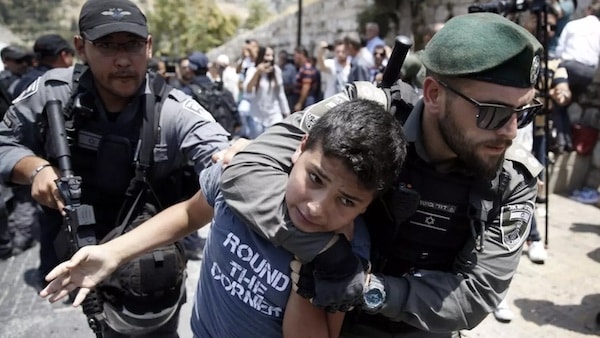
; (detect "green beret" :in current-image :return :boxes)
[421,13,543,88]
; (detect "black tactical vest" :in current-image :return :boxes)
[366,145,477,276]
[57,66,182,239]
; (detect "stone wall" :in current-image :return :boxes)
[207,0,485,60]
[207,0,372,60]
[208,0,592,62]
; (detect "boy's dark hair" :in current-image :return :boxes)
[305,99,407,194]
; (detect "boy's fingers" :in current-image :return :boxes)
[44,263,69,281]
[48,288,71,303]
[73,288,91,307]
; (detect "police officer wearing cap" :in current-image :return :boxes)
[180,51,213,95]
[218,13,544,337]
[12,34,76,97]
[1,46,32,259]
[0,45,32,98]
[0,0,229,337]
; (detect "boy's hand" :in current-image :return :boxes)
[292,234,369,312]
[39,245,120,306]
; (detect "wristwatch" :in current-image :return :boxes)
[362,273,386,313]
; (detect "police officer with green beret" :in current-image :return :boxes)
[218,12,544,337]
[0,0,230,336]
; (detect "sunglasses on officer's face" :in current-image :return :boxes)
[437,79,542,130]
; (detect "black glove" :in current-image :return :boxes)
[308,234,370,312]
[290,258,315,300]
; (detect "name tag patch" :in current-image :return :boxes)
[499,201,534,251]
[78,130,101,151]
[183,98,215,122]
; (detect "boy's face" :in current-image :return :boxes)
[285,138,376,234]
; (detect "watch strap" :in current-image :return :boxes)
[363,273,387,313]
[368,273,386,293]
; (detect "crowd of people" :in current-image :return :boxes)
[0,0,599,337]
[145,24,397,142]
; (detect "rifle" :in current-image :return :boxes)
[45,99,105,338]
[379,35,413,89]
[379,35,418,124]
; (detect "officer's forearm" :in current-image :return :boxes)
[11,156,51,185]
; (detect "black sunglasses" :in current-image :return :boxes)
[437,79,542,130]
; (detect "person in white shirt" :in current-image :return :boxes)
[555,2,600,100]
[215,54,240,103]
[244,46,290,138]
[316,40,350,99]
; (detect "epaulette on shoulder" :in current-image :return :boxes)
[42,67,74,84]
[168,87,189,103]
[504,143,543,178]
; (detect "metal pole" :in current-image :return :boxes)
[540,5,550,247]
[297,0,303,47]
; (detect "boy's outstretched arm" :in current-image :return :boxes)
[39,190,214,306]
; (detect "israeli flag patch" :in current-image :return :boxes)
[499,201,534,251]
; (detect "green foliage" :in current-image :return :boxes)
[244,0,271,29]
[0,0,64,41]
[148,0,240,57]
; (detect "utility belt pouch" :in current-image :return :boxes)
[99,202,187,300]
[96,134,133,195]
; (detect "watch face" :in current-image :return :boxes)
[364,288,384,308]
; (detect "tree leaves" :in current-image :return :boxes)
[147,0,240,57]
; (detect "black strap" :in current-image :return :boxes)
[63,63,88,120]
[468,170,509,252]
[117,73,169,229]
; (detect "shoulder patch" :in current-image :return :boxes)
[182,98,216,122]
[12,78,39,104]
[499,201,534,252]
[299,93,349,132]
[168,87,189,103]
[505,143,543,178]
[351,81,389,109]
[2,110,14,128]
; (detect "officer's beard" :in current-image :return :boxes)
[439,108,507,179]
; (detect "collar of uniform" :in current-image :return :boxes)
[403,100,431,163]
[78,66,95,93]
[143,72,153,95]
